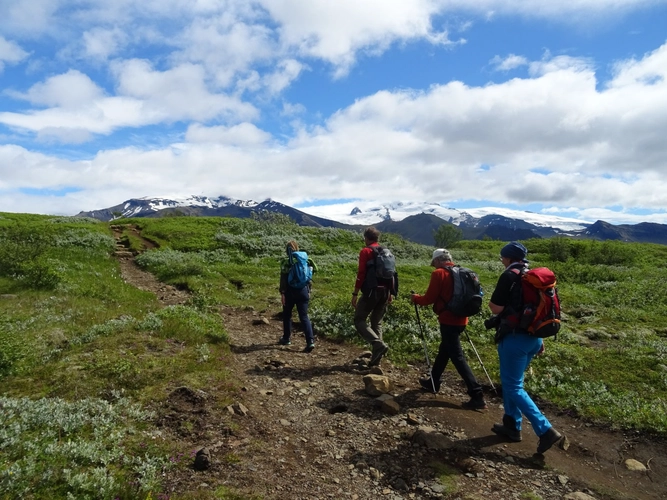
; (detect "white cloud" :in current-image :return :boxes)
[528,53,595,77]
[0,0,60,37]
[1,1,659,96]
[608,42,667,88]
[261,0,454,76]
[15,70,104,107]
[6,42,667,215]
[0,36,28,71]
[281,101,306,116]
[491,54,528,71]
[112,59,258,122]
[185,122,272,146]
[0,63,258,141]
[172,10,277,89]
[82,27,128,60]
[263,59,304,94]
[1,0,667,221]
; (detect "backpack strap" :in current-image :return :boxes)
[440,265,457,307]
[501,266,526,320]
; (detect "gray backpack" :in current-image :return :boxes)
[362,246,397,296]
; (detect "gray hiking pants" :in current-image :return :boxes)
[354,289,389,349]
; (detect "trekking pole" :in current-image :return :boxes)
[411,290,437,394]
[463,330,498,395]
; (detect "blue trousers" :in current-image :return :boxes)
[497,332,551,436]
[282,286,315,345]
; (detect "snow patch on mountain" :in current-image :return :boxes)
[298,201,592,232]
[115,195,259,218]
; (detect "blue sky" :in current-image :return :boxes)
[1,1,666,224]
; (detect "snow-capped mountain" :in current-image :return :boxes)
[77,195,667,245]
[76,195,351,229]
[78,195,258,220]
[298,200,591,233]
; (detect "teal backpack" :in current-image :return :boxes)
[287,250,312,289]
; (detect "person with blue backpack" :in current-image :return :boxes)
[278,241,317,352]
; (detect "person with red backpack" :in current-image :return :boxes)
[411,248,487,409]
[488,241,562,455]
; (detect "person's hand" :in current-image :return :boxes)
[351,295,358,308]
[537,342,545,356]
[281,293,285,307]
[388,294,394,304]
[410,293,418,304]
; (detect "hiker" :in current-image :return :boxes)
[488,241,562,454]
[351,226,395,366]
[278,241,317,352]
[411,249,487,409]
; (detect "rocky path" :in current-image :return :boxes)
[183,309,665,500]
[111,231,666,500]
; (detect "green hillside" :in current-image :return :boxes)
[1,212,666,499]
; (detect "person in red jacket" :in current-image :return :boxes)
[411,248,487,409]
[351,226,392,366]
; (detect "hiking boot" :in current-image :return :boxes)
[491,415,522,442]
[304,343,315,353]
[368,343,389,366]
[537,427,562,454]
[419,377,439,393]
[461,397,488,410]
[277,337,291,345]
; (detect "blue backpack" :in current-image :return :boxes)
[287,250,312,289]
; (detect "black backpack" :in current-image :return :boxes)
[441,265,483,317]
[362,246,398,296]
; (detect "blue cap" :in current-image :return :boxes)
[500,241,528,262]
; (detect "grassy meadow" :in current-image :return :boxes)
[1,211,667,499]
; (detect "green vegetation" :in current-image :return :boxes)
[520,491,544,500]
[0,213,228,499]
[430,461,460,495]
[2,211,667,497]
[433,223,463,248]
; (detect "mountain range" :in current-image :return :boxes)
[76,196,667,246]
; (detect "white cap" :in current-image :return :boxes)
[431,248,452,264]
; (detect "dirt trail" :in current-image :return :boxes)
[112,231,667,500]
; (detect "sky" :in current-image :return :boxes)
[1,1,666,225]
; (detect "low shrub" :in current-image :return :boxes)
[0,393,172,499]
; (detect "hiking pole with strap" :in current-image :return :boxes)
[411,290,437,394]
[463,330,498,395]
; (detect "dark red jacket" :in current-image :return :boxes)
[354,242,380,292]
[412,263,467,326]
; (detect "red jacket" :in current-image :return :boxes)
[413,263,467,326]
[354,242,379,291]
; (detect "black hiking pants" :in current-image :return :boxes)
[432,324,483,399]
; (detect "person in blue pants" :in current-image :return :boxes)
[488,241,562,455]
[278,241,317,352]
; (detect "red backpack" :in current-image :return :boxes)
[506,267,561,338]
